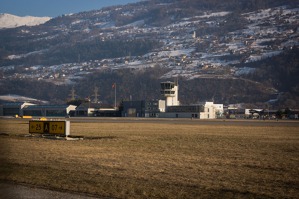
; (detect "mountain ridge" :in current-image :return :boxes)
[0,13,51,29]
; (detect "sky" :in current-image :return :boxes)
[0,0,141,17]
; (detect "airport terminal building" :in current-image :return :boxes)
[0,81,223,119]
[121,81,223,119]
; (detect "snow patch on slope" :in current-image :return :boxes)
[0,94,48,104]
[0,13,51,29]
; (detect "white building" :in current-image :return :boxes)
[157,100,166,113]
[159,81,224,119]
[160,81,180,108]
[200,102,224,119]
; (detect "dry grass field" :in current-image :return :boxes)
[0,118,298,198]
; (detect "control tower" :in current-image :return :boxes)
[160,81,179,107]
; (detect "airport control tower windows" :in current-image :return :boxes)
[161,82,175,90]
[160,81,179,107]
[161,91,175,95]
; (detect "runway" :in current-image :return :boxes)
[67,117,299,127]
[1,116,298,127]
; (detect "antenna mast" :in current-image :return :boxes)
[69,87,76,101]
[93,86,100,103]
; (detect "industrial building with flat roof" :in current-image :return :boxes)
[22,105,76,117]
[0,102,35,117]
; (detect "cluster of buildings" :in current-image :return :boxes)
[0,81,225,119]
[2,6,298,85]
[2,81,297,120]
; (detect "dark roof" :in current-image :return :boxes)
[77,102,101,109]
[2,102,27,107]
[23,105,73,110]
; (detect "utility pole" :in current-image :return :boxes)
[114,83,117,109]
[69,87,76,101]
[92,86,100,103]
[112,83,116,109]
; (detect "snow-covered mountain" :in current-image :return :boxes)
[0,13,51,29]
[0,94,48,104]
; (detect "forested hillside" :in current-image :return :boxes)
[0,0,298,108]
[3,46,298,108]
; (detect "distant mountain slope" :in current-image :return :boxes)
[0,94,48,104]
[0,0,298,108]
[0,13,51,29]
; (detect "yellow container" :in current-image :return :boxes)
[22,116,32,119]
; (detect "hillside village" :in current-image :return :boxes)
[0,0,298,108]
[1,5,298,84]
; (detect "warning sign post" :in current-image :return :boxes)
[29,120,70,136]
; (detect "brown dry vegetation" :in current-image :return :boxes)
[0,118,299,198]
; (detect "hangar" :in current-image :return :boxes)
[22,105,76,117]
[0,102,35,117]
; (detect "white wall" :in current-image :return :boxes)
[158,100,166,112]
[66,105,77,114]
[165,85,180,107]
[200,102,223,119]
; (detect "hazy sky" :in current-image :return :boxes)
[0,0,140,17]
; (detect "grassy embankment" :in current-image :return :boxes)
[0,119,298,198]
